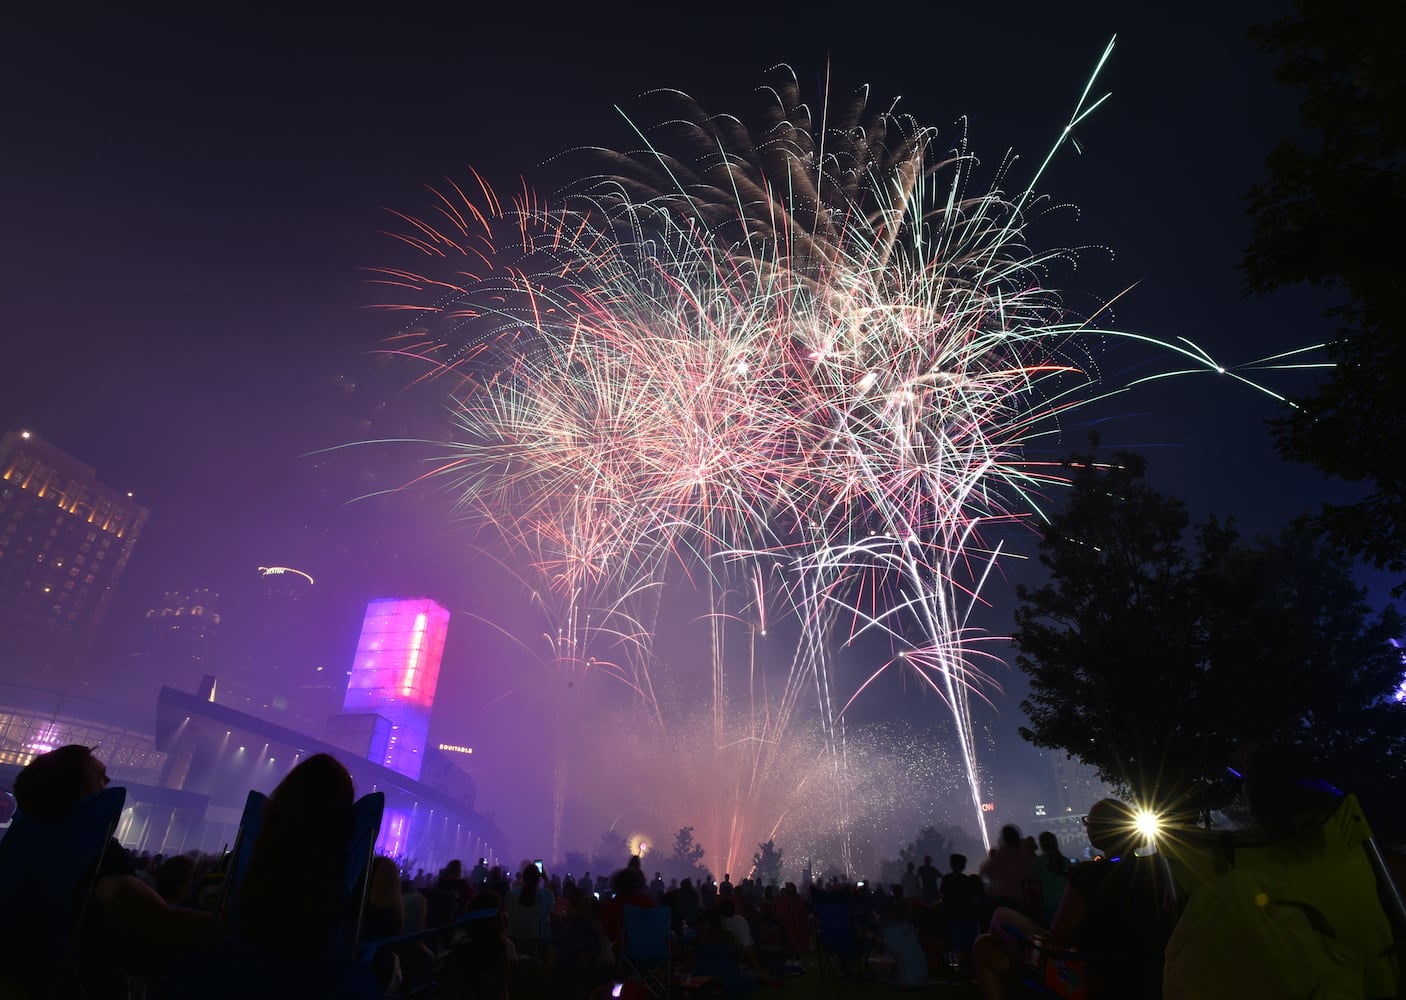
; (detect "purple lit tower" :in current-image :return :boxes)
[334,597,450,780]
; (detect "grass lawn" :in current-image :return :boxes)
[514,944,986,999]
[675,949,984,1000]
[775,974,982,999]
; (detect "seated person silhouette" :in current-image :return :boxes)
[974,798,1168,1000]
[692,905,759,995]
[6,744,210,977]
[176,754,388,998]
[235,753,359,960]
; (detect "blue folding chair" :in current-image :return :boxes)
[214,789,266,948]
[814,897,862,978]
[621,903,673,998]
[168,790,387,999]
[0,785,127,993]
[342,791,385,959]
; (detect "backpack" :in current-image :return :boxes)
[1164,794,1400,999]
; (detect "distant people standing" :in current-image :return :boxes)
[1037,833,1070,876]
[917,855,941,903]
[900,861,921,901]
[1035,831,1071,923]
[979,825,1035,914]
[504,864,553,956]
[669,877,701,933]
[470,857,489,888]
[940,854,983,923]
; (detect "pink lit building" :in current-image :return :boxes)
[331,598,450,781]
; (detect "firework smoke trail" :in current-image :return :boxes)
[369,39,1321,865]
[588,708,966,882]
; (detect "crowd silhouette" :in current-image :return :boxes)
[1,742,1402,999]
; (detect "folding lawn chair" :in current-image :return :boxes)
[0,785,128,995]
[621,902,673,998]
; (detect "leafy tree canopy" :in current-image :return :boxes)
[1014,453,1405,833]
[1245,0,1406,589]
[590,829,630,878]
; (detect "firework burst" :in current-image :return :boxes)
[367,40,1318,862]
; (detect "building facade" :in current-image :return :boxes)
[332,598,450,781]
[0,430,148,666]
[0,680,506,873]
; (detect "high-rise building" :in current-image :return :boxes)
[0,430,148,665]
[123,586,223,697]
[215,565,340,732]
[1047,749,1118,816]
[327,597,450,780]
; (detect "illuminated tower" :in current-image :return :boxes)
[0,430,148,666]
[331,597,450,780]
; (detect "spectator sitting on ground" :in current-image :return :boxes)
[441,889,514,1000]
[664,876,700,935]
[692,904,759,996]
[395,879,436,992]
[600,863,657,952]
[551,888,614,997]
[717,897,764,975]
[152,854,198,906]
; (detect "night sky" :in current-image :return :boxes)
[3,3,1371,866]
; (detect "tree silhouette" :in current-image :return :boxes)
[1245,0,1406,591]
[1014,452,1406,831]
[750,839,783,887]
[590,829,630,877]
[665,825,709,883]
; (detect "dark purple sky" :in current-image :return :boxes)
[3,3,1369,865]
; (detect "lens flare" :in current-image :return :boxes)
[1134,809,1162,841]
